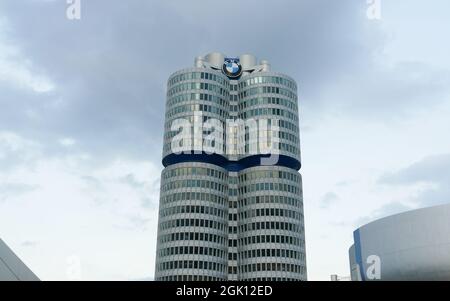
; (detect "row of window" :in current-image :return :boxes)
[167,92,228,108]
[161,179,227,193]
[161,186,302,207]
[229,103,239,112]
[163,127,226,145]
[158,231,226,245]
[157,237,304,257]
[229,226,238,234]
[240,263,306,274]
[240,248,304,260]
[240,234,304,248]
[228,239,237,248]
[239,193,302,206]
[165,103,228,119]
[157,262,306,276]
[239,96,297,112]
[239,170,300,183]
[238,119,299,141]
[165,119,298,150]
[157,275,226,281]
[162,166,227,180]
[229,94,239,102]
[167,95,298,118]
[164,114,298,139]
[169,73,296,91]
[160,192,227,207]
[240,277,304,281]
[239,141,299,157]
[159,218,226,231]
[160,205,226,218]
[164,139,300,156]
[239,221,302,233]
[161,271,305,281]
[239,106,298,122]
[239,76,296,91]
[228,177,238,185]
[160,193,302,210]
[157,260,226,273]
[243,129,299,145]
[168,71,229,87]
[278,119,299,133]
[228,252,238,261]
[165,114,222,129]
[168,82,229,98]
[163,142,299,159]
[239,182,300,195]
[158,246,226,258]
[168,73,297,95]
[239,194,302,209]
[240,86,296,101]
[239,208,302,220]
[280,142,300,156]
[228,213,237,221]
[279,130,299,144]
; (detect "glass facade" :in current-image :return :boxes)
[155,54,307,281]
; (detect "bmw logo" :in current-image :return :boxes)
[222,58,242,79]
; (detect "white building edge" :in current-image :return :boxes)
[349,203,450,281]
[0,239,39,281]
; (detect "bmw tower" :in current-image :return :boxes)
[154,53,307,281]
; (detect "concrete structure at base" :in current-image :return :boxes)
[349,203,450,281]
[0,239,39,281]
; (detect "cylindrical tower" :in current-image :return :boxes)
[155,162,229,281]
[236,72,306,281]
[155,67,230,281]
[155,54,307,281]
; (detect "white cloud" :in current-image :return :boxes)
[0,18,54,93]
[319,192,339,209]
[0,132,161,280]
[59,138,76,147]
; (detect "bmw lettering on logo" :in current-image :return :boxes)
[222,58,242,79]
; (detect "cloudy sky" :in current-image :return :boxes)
[0,0,449,280]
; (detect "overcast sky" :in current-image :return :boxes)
[0,0,449,280]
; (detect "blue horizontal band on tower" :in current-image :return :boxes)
[162,152,301,172]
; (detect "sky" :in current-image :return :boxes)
[0,0,449,281]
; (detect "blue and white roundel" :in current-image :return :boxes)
[226,61,240,74]
[222,58,242,78]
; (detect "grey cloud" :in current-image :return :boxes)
[119,174,160,209]
[140,197,159,210]
[319,191,339,209]
[336,180,351,187]
[81,175,105,192]
[378,154,450,207]
[0,182,37,202]
[322,61,450,120]
[20,240,39,248]
[113,215,153,232]
[119,174,146,189]
[355,201,413,227]
[0,0,386,165]
[379,153,450,185]
[361,154,450,226]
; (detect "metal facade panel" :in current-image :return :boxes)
[0,239,39,281]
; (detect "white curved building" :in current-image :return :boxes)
[349,203,450,281]
[155,53,307,281]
